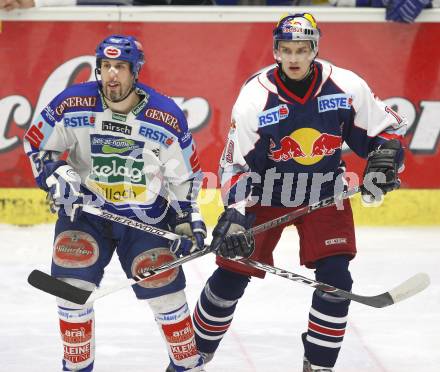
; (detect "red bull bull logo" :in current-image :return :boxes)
[269,128,341,165]
[282,19,306,33]
[269,138,305,161]
[311,133,341,156]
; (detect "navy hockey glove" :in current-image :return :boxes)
[386,0,430,23]
[211,208,255,259]
[169,208,207,257]
[45,161,83,222]
[361,139,403,203]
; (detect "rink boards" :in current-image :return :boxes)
[0,7,439,225]
[1,187,439,226]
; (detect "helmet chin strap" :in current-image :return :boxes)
[94,68,137,104]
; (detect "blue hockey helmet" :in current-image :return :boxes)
[273,13,321,55]
[95,35,145,79]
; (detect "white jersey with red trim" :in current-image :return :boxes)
[220,60,406,208]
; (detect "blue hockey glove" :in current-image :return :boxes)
[45,161,83,222]
[211,208,255,259]
[169,208,207,257]
[386,0,430,23]
[361,139,404,203]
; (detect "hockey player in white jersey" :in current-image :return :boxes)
[23,35,206,372]
[190,13,406,372]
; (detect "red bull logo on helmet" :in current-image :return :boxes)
[281,18,307,33]
[269,127,341,165]
[258,104,290,128]
[317,94,353,113]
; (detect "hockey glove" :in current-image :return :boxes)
[386,0,430,23]
[45,161,83,222]
[169,208,207,257]
[361,139,403,203]
[211,208,256,259]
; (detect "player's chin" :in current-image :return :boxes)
[288,69,306,80]
[108,90,122,101]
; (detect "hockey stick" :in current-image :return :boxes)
[28,247,211,306]
[233,258,430,308]
[249,186,360,236]
[27,205,212,305]
[28,186,361,305]
[81,205,182,240]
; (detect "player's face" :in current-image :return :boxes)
[276,41,315,80]
[100,59,134,101]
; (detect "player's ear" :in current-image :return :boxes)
[273,48,282,63]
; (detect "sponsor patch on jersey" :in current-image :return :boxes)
[317,94,353,113]
[88,138,150,204]
[269,128,341,165]
[87,180,148,204]
[139,123,176,148]
[89,156,145,184]
[91,135,142,157]
[112,112,127,122]
[55,96,97,116]
[258,104,289,128]
[102,121,132,135]
[53,231,99,268]
[63,111,96,128]
[24,116,53,148]
[145,108,181,133]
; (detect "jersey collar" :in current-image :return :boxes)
[274,64,318,105]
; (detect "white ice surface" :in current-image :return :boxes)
[1,224,439,372]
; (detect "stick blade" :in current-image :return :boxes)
[27,270,91,305]
[388,272,430,304]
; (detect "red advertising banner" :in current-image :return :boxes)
[1,19,439,188]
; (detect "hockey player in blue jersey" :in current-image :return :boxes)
[190,13,406,372]
[23,35,207,372]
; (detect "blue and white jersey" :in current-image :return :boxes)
[23,81,202,218]
[220,60,406,208]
